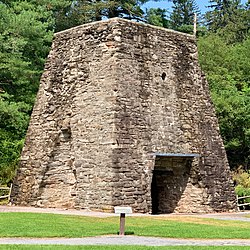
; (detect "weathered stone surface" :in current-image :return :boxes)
[11,18,237,213]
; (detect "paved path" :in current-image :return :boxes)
[1,236,250,246]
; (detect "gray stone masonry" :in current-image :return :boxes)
[11,18,237,213]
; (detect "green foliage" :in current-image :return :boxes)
[199,2,250,169]
[198,34,250,169]
[170,0,200,33]
[233,169,250,206]
[0,96,27,184]
[0,186,10,204]
[28,0,73,32]
[146,0,201,35]
[146,8,170,28]
[236,184,250,198]
[206,0,241,29]
[205,0,250,44]
[104,0,150,20]
[0,1,54,184]
[0,1,54,100]
[52,0,153,31]
[234,170,250,188]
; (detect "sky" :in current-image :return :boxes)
[142,0,248,14]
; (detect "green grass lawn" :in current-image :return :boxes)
[0,212,250,239]
[0,246,250,250]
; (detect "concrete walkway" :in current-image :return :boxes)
[1,236,250,246]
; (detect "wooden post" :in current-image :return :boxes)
[114,206,132,236]
[119,213,126,236]
[193,13,197,37]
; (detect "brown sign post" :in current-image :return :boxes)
[114,206,132,236]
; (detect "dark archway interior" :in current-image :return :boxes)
[151,156,192,214]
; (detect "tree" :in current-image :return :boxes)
[145,8,170,28]
[205,0,249,43]
[0,1,54,184]
[198,34,250,170]
[206,0,241,29]
[0,95,28,184]
[105,0,149,20]
[198,1,250,169]
[169,0,200,33]
[54,0,152,31]
[0,1,54,102]
[29,0,73,33]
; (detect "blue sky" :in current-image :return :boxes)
[142,0,248,14]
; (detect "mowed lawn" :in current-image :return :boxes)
[0,212,250,239]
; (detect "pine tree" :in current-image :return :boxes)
[206,0,241,30]
[105,0,150,20]
[170,0,200,32]
[205,0,249,43]
[0,1,55,184]
[54,0,152,31]
[145,8,170,28]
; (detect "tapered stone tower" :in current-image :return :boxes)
[11,18,237,213]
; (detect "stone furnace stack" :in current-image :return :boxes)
[11,18,237,213]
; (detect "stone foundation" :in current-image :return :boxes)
[11,18,237,213]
